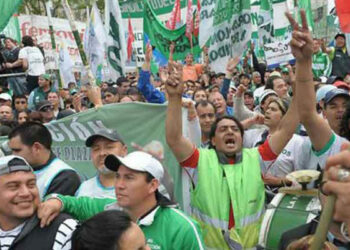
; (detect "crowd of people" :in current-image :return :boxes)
[0,10,350,250]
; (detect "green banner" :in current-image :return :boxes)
[143,0,201,61]
[2,14,21,42]
[0,103,184,205]
[0,0,22,32]
[121,0,197,18]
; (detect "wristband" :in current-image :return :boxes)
[44,193,64,212]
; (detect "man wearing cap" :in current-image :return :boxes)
[325,34,350,78]
[8,122,81,199]
[28,74,56,110]
[35,100,55,123]
[38,151,205,250]
[75,128,127,198]
[312,38,332,78]
[0,93,12,107]
[0,155,77,249]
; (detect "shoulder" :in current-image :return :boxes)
[160,207,202,233]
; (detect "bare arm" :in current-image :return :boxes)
[22,58,28,70]
[286,10,332,152]
[165,62,193,162]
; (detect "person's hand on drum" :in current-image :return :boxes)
[286,235,337,250]
[322,144,350,236]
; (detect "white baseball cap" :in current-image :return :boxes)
[105,151,164,181]
[0,93,12,102]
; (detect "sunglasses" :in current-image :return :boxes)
[15,101,26,104]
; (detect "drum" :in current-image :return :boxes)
[258,193,321,250]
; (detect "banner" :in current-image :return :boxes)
[199,0,216,47]
[58,42,76,88]
[336,0,350,33]
[19,15,85,70]
[0,0,22,32]
[120,0,197,18]
[208,0,252,73]
[263,40,294,67]
[2,14,21,43]
[143,0,201,62]
[105,0,127,81]
[272,0,291,37]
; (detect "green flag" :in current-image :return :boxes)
[2,14,21,42]
[143,0,201,61]
[298,0,314,31]
[0,0,22,32]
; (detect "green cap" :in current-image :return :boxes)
[40,74,51,81]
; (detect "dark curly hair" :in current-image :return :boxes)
[340,102,350,140]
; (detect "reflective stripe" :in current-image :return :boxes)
[240,209,265,227]
[191,206,228,230]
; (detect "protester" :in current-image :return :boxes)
[38,151,205,249]
[28,74,56,110]
[312,38,332,78]
[8,122,81,199]
[103,86,119,104]
[195,100,216,147]
[35,100,55,123]
[326,33,350,78]
[0,155,77,249]
[72,210,150,250]
[47,91,61,118]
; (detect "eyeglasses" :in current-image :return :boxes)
[15,101,26,104]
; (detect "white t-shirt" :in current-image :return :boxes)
[18,46,45,76]
[76,175,115,199]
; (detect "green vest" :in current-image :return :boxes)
[190,148,265,249]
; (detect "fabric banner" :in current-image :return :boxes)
[208,0,252,73]
[272,0,291,37]
[143,0,201,62]
[19,15,85,70]
[58,42,76,88]
[105,0,127,81]
[0,0,22,32]
[2,14,21,43]
[264,40,294,67]
[336,0,350,33]
[120,0,197,18]
[199,0,216,47]
[298,0,314,31]
[0,103,184,205]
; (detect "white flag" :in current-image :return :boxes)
[199,0,216,47]
[58,42,75,88]
[105,0,127,81]
[84,3,106,80]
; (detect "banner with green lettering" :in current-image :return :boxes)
[143,0,201,61]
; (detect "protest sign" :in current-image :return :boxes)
[264,40,294,67]
[19,15,85,70]
[208,0,252,73]
[199,0,216,47]
[143,0,201,61]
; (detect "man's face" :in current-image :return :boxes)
[323,96,349,132]
[216,75,225,85]
[260,94,277,112]
[197,104,216,135]
[273,78,288,98]
[312,39,321,53]
[240,76,250,86]
[208,92,227,115]
[252,74,261,85]
[264,101,283,128]
[0,99,11,107]
[335,36,346,48]
[4,39,15,50]
[244,94,255,111]
[38,77,49,88]
[115,165,158,209]
[104,92,118,104]
[0,106,13,121]
[40,106,54,123]
[211,119,243,156]
[18,112,28,124]
[193,90,207,103]
[48,93,59,107]
[0,171,39,228]
[91,138,127,174]
[120,82,130,94]
[14,98,27,112]
[185,54,193,65]
[9,136,38,166]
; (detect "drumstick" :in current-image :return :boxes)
[310,193,336,249]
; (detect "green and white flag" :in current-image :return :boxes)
[257,0,274,45]
[199,0,216,47]
[2,14,21,42]
[297,0,314,31]
[0,0,22,32]
[105,0,127,80]
[272,0,291,38]
[209,0,252,72]
[143,0,201,61]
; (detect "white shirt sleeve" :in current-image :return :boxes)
[52,218,77,250]
[18,48,27,60]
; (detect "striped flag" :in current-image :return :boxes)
[166,0,181,30]
[185,0,193,43]
[193,0,201,37]
[127,17,135,61]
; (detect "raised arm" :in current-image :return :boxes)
[165,62,194,162]
[286,10,332,151]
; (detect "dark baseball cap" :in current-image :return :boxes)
[85,128,125,147]
[35,100,53,111]
[324,88,350,104]
[335,33,345,40]
[326,75,343,85]
[0,155,33,176]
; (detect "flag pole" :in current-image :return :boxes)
[45,0,63,89]
[61,0,96,86]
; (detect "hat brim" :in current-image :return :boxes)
[38,103,53,111]
[85,133,121,147]
[105,154,122,172]
[326,93,350,104]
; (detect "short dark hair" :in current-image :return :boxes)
[195,100,216,113]
[72,210,133,250]
[13,94,27,101]
[8,122,52,150]
[209,116,244,149]
[116,77,129,86]
[265,76,282,90]
[22,36,34,47]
